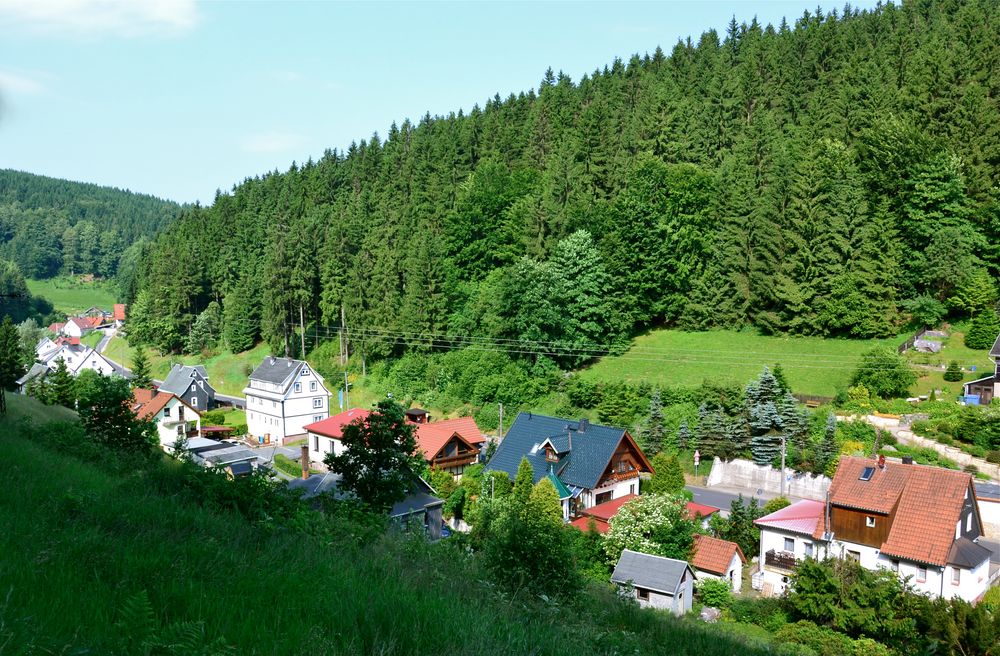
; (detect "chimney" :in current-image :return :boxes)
[877,454,886,469]
[300,445,310,480]
[902,455,914,465]
[579,418,588,433]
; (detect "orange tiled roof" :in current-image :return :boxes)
[304,408,370,439]
[691,534,745,576]
[113,304,126,321]
[571,516,610,533]
[830,456,975,566]
[132,390,174,420]
[413,417,485,461]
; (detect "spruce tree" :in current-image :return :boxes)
[639,388,665,455]
[49,358,76,409]
[677,420,692,452]
[512,457,535,506]
[815,413,838,475]
[0,316,24,392]
[130,347,152,390]
[943,361,964,382]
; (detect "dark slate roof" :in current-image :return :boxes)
[611,550,693,596]
[288,473,342,498]
[975,482,1000,501]
[159,364,213,396]
[249,357,304,387]
[16,362,49,386]
[990,333,1000,359]
[485,413,630,489]
[390,492,444,517]
[947,537,992,569]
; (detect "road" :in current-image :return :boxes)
[96,328,113,354]
[685,485,772,513]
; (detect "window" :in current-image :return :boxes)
[952,568,960,585]
[310,381,317,392]
[191,396,198,408]
[891,560,899,573]
[272,401,276,409]
[595,491,613,506]
[177,425,185,436]
[313,415,323,423]
[163,406,171,418]
[967,513,972,532]
[917,566,927,582]
[313,435,319,451]
[630,484,635,495]
[178,406,185,422]
[302,367,310,375]
[313,398,322,409]
[847,550,861,562]
[804,542,814,558]
[636,588,649,601]
[866,516,876,528]
[784,537,795,553]
[294,382,301,393]
[859,466,875,481]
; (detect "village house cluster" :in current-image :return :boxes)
[16,313,1000,614]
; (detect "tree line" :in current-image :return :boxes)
[130,1,1000,362]
[0,169,181,282]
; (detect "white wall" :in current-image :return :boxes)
[707,457,831,500]
[154,398,201,449]
[245,364,329,443]
[307,432,344,464]
[979,498,1000,538]
[583,477,639,509]
[758,528,829,595]
[696,555,744,593]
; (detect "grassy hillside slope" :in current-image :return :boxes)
[26,277,118,315]
[0,398,780,655]
[579,329,910,397]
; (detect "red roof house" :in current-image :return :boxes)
[569,494,720,534]
[113,304,127,321]
[414,416,486,475]
[303,408,371,440]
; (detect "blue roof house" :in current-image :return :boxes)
[485,413,654,521]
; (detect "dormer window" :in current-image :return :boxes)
[866,516,876,528]
[545,446,558,463]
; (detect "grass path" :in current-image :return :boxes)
[579,329,907,397]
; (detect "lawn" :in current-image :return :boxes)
[579,329,908,398]
[4,392,77,424]
[81,330,104,349]
[104,337,270,396]
[26,277,117,315]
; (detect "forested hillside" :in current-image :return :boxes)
[131,0,1000,359]
[0,170,182,283]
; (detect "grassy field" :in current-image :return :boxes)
[4,392,77,424]
[26,277,117,315]
[80,330,104,349]
[104,337,270,396]
[579,329,907,397]
[0,398,777,655]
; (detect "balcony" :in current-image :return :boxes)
[764,549,798,573]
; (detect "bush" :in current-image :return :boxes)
[851,348,916,399]
[943,361,964,382]
[201,409,226,425]
[774,620,854,656]
[696,578,732,608]
[986,450,1000,464]
[729,597,788,633]
[963,464,979,474]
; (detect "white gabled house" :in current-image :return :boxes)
[243,356,330,445]
[39,341,119,377]
[132,389,202,449]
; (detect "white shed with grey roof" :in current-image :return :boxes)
[611,549,695,616]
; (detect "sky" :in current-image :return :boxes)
[0,0,884,205]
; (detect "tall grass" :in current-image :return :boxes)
[0,398,780,655]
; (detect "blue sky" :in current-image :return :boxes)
[0,1,882,204]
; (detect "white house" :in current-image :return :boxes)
[611,549,695,616]
[691,534,746,593]
[243,356,330,445]
[755,456,995,602]
[132,389,202,449]
[305,408,370,464]
[40,342,119,377]
[62,316,101,338]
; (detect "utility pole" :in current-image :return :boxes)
[299,304,306,357]
[780,433,787,498]
[344,371,350,409]
[498,403,504,441]
[340,304,347,366]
